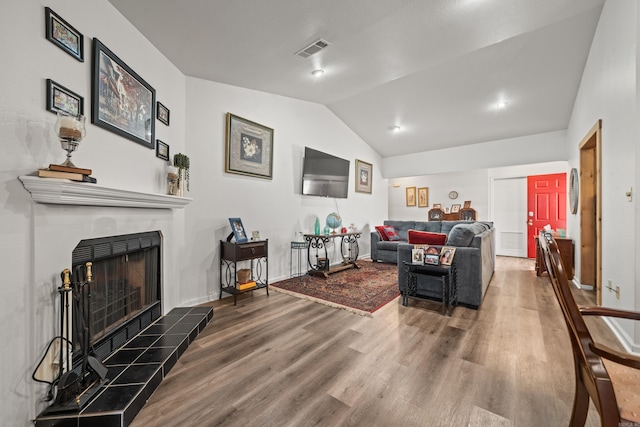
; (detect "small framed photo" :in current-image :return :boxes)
[157,101,170,126]
[45,7,84,62]
[226,113,274,180]
[463,200,472,208]
[355,159,372,194]
[228,218,248,243]
[440,247,456,266]
[156,140,169,161]
[251,231,261,240]
[433,203,441,209]
[425,254,440,265]
[412,248,424,264]
[46,79,83,116]
[406,187,416,206]
[451,204,461,213]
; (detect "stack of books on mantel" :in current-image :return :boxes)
[37,164,97,183]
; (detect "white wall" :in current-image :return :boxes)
[1,1,183,424]
[387,169,489,221]
[565,0,639,351]
[182,77,388,304]
[382,130,567,179]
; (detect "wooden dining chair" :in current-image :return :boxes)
[538,232,640,426]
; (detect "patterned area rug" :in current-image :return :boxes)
[271,260,400,316]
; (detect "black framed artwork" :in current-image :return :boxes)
[225,113,274,179]
[46,79,83,116]
[156,140,169,161]
[45,7,84,62]
[157,101,170,126]
[92,38,155,149]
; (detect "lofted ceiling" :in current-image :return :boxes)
[108,0,604,158]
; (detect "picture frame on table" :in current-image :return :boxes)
[156,140,169,161]
[157,101,170,126]
[92,38,156,149]
[406,187,416,206]
[355,159,372,194]
[228,218,248,243]
[412,248,424,265]
[451,204,461,213]
[45,7,84,62]
[225,113,274,179]
[418,187,429,207]
[46,79,83,116]
[463,200,472,208]
[433,203,441,209]
[440,247,456,266]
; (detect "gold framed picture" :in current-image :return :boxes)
[417,187,429,207]
[355,159,372,193]
[440,247,456,266]
[406,187,416,206]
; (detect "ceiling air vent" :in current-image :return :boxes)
[295,39,331,58]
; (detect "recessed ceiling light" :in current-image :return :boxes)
[311,69,325,77]
[391,125,401,132]
[496,101,508,109]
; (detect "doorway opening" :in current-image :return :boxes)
[579,120,602,304]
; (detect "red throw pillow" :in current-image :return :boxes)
[375,225,401,241]
[407,230,447,245]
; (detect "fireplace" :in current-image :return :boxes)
[71,231,162,363]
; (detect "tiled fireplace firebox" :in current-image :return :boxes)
[33,230,213,427]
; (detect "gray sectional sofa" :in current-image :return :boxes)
[370,220,496,308]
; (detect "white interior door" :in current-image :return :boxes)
[492,177,527,257]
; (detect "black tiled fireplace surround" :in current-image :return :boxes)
[35,306,213,427]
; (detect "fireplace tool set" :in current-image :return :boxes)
[33,262,108,413]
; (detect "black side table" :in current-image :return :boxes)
[402,261,458,315]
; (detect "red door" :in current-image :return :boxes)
[527,173,567,258]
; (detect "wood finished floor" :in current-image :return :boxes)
[130,257,621,427]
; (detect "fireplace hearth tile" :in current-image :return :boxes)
[136,346,177,364]
[35,305,213,427]
[104,348,145,366]
[153,333,187,348]
[112,363,161,385]
[123,335,160,349]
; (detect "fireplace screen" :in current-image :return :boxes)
[72,232,161,355]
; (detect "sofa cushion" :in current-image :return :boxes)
[447,223,480,247]
[376,225,401,241]
[407,230,447,245]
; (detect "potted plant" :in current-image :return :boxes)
[173,153,190,194]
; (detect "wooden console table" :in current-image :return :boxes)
[535,236,574,280]
[304,232,361,278]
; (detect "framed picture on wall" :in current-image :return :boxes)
[45,7,84,62]
[157,101,170,126]
[225,113,274,179]
[355,159,372,193]
[46,79,83,116]
[156,140,169,161]
[92,38,156,149]
[418,187,429,207]
[406,187,416,206]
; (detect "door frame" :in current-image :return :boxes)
[579,120,602,304]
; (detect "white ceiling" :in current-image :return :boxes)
[108,0,604,158]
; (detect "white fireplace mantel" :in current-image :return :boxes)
[19,176,192,209]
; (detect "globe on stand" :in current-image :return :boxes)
[326,212,342,234]
[55,111,86,168]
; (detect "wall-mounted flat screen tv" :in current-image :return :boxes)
[302,147,350,198]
